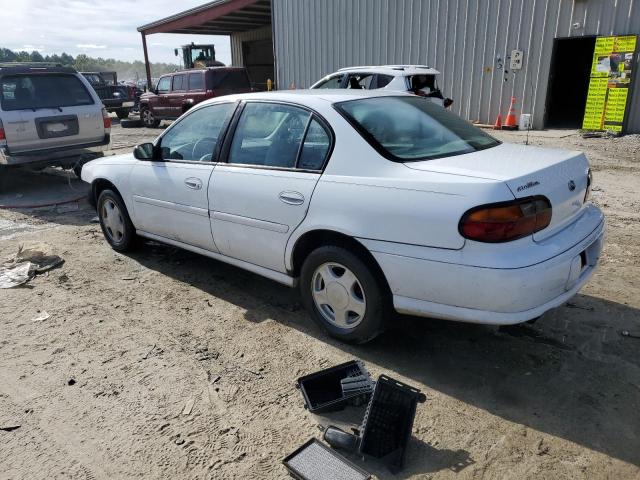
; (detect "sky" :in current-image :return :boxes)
[1,0,232,65]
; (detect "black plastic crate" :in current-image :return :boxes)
[359,375,426,472]
[283,438,372,480]
[297,360,374,413]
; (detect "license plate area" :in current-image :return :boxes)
[35,115,79,139]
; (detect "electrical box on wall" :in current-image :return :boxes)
[510,50,524,70]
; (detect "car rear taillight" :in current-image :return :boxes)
[584,168,592,203]
[0,119,6,145]
[102,107,111,130]
[459,196,552,243]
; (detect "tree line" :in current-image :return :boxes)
[0,48,179,82]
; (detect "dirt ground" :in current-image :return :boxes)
[0,121,639,479]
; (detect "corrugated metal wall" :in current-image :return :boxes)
[272,0,640,132]
[230,26,273,66]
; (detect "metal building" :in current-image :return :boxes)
[138,0,640,133]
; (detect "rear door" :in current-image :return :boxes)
[209,101,332,272]
[0,72,103,153]
[187,71,207,107]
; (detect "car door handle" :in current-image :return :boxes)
[184,177,202,190]
[279,191,305,205]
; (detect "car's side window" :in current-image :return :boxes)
[374,74,393,89]
[315,74,344,89]
[297,118,331,170]
[157,76,171,94]
[189,73,204,91]
[172,74,186,91]
[346,74,374,89]
[159,103,235,162]
[227,102,311,169]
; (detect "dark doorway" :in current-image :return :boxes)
[545,37,596,128]
[242,38,274,91]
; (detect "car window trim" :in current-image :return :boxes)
[218,99,335,174]
[155,100,239,165]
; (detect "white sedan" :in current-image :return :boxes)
[82,90,604,344]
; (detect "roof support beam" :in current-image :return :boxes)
[140,0,262,35]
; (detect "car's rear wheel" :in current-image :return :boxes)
[300,245,387,344]
[141,107,160,128]
[97,189,137,252]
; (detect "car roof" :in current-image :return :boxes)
[161,66,248,76]
[204,89,412,106]
[0,63,77,75]
[335,65,440,76]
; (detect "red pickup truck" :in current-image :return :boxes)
[139,67,251,128]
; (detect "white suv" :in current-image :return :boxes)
[0,63,111,179]
[311,65,453,108]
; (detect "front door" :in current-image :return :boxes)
[152,76,172,118]
[130,102,236,251]
[168,74,187,118]
[209,101,332,272]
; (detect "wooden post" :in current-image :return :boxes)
[141,32,152,91]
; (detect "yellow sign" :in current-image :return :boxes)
[582,35,637,132]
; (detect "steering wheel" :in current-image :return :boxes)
[191,137,217,161]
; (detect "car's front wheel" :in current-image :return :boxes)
[97,189,137,252]
[140,107,160,128]
[300,245,387,344]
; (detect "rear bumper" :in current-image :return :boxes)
[0,135,110,167]
[371,215,605,325]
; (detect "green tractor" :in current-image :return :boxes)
[175,43,225,69]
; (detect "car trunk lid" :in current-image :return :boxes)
[404,143,590,241]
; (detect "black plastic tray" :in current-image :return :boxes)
[358,375,426,472]
[297,360,374,413]
[283,438,372,480]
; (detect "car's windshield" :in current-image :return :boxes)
[1,74,94,111]
[335,96,500,161]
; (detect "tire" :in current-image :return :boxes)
[97,189,137,252]
[140,106,160,128]
[120,118,143,129]
[116,109,130,120]
[300,245,388,344]
[0,166,8,193]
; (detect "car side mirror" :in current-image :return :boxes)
[133,143,158,161]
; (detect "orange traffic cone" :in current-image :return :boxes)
[493,114,502,130]
[503,97,518,130]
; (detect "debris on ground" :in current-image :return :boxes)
[0,423,21,432]
[31,311,50,322]
[621,330,640,339]
[182,397,195,415]
[297,361,426,474]
[0,245,64,288]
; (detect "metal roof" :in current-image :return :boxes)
[137,0,272,36]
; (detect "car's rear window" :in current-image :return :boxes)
[335,96,500,161]
[0,73,94,111]
[209,70,250,90]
